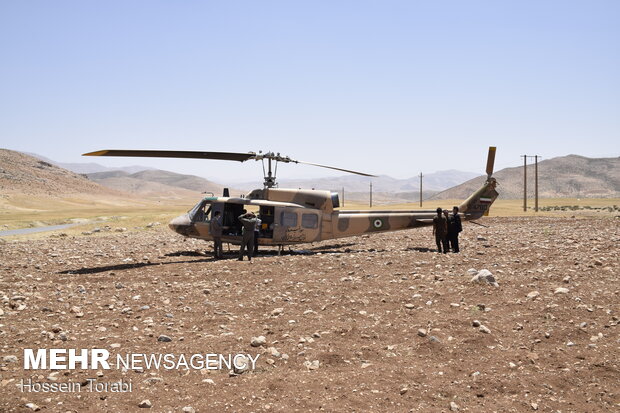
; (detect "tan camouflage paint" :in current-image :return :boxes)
[168,177,499,245]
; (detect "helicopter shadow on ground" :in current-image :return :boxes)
[403,246,434,253]
[308,242,357,251]
[165,250,209,257]
[278,242,389,256]
[58,257,216,275]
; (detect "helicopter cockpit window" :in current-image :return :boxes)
[301,213,318,229]
[188,200,211,222]
[281,211,298,227]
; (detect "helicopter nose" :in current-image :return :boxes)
[168,214,192,235]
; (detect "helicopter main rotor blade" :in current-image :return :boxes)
[82,149,256,162]
[295,160,377,177]
[485,146,496,178]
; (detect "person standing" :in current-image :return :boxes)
[448,206,462,253]
[432,207,448,253]
[210,211,223,259]
[238,212,259,261]
[443,209,452,253]
[253,213,262,257]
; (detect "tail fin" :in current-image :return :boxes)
[459,147,499,220]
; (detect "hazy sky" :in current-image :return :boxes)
[1,1,618,184]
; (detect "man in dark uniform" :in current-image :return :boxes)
[448,206,463,253]
[432,207,448,253]
[253,213,262,257]
[443,209,452,252]
[210,210,223,259]
[238,212,259,261]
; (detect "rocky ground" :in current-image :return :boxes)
[1,216,619,412]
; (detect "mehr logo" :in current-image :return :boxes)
[24,349,110,370]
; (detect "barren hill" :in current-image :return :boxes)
[86,171,203,200]
[87,169,236,198]
[0,149,124,197]
[432,155,620,200]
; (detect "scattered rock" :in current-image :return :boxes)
[304,360,320,370]
[417,328,427,337]
[479,325,491,334]
[527,291,540,299]
[157,335,172,342]
[267,347,282,358]
[251,336,267,347]
[233,355,250,374]
[138,400,152,408]
[3,355,18,363]
[470,269,499,287]
[25,403,41,411]
[554,287,569,294]
[450,401,459,411]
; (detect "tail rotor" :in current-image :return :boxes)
[486,146,496,180]
[459,146,499,219]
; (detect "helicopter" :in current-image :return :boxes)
[83,147,498,252]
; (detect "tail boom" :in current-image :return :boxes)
[458,177,499,221]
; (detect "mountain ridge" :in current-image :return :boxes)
[431,154,620,200]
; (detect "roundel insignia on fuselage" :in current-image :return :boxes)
[373,218,383,229]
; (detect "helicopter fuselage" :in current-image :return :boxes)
[168,181,498,246]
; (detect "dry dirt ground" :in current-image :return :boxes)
[1,216,619,412]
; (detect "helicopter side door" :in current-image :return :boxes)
[258,206,275,241]
[272,208,321,244]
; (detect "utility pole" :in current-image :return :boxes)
[419,172,423,207]
[369,181,373,208]
[521,155,541,212]
[521,155,527,212]
[534,155,539,212]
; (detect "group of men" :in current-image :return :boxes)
[432,206,462,253]
[209,210,261,261]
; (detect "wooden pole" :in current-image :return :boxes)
[419,172,423,207]
[522,155,527,212]
[534,155,539,212]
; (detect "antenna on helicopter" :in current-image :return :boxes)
[82,149,376,188]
